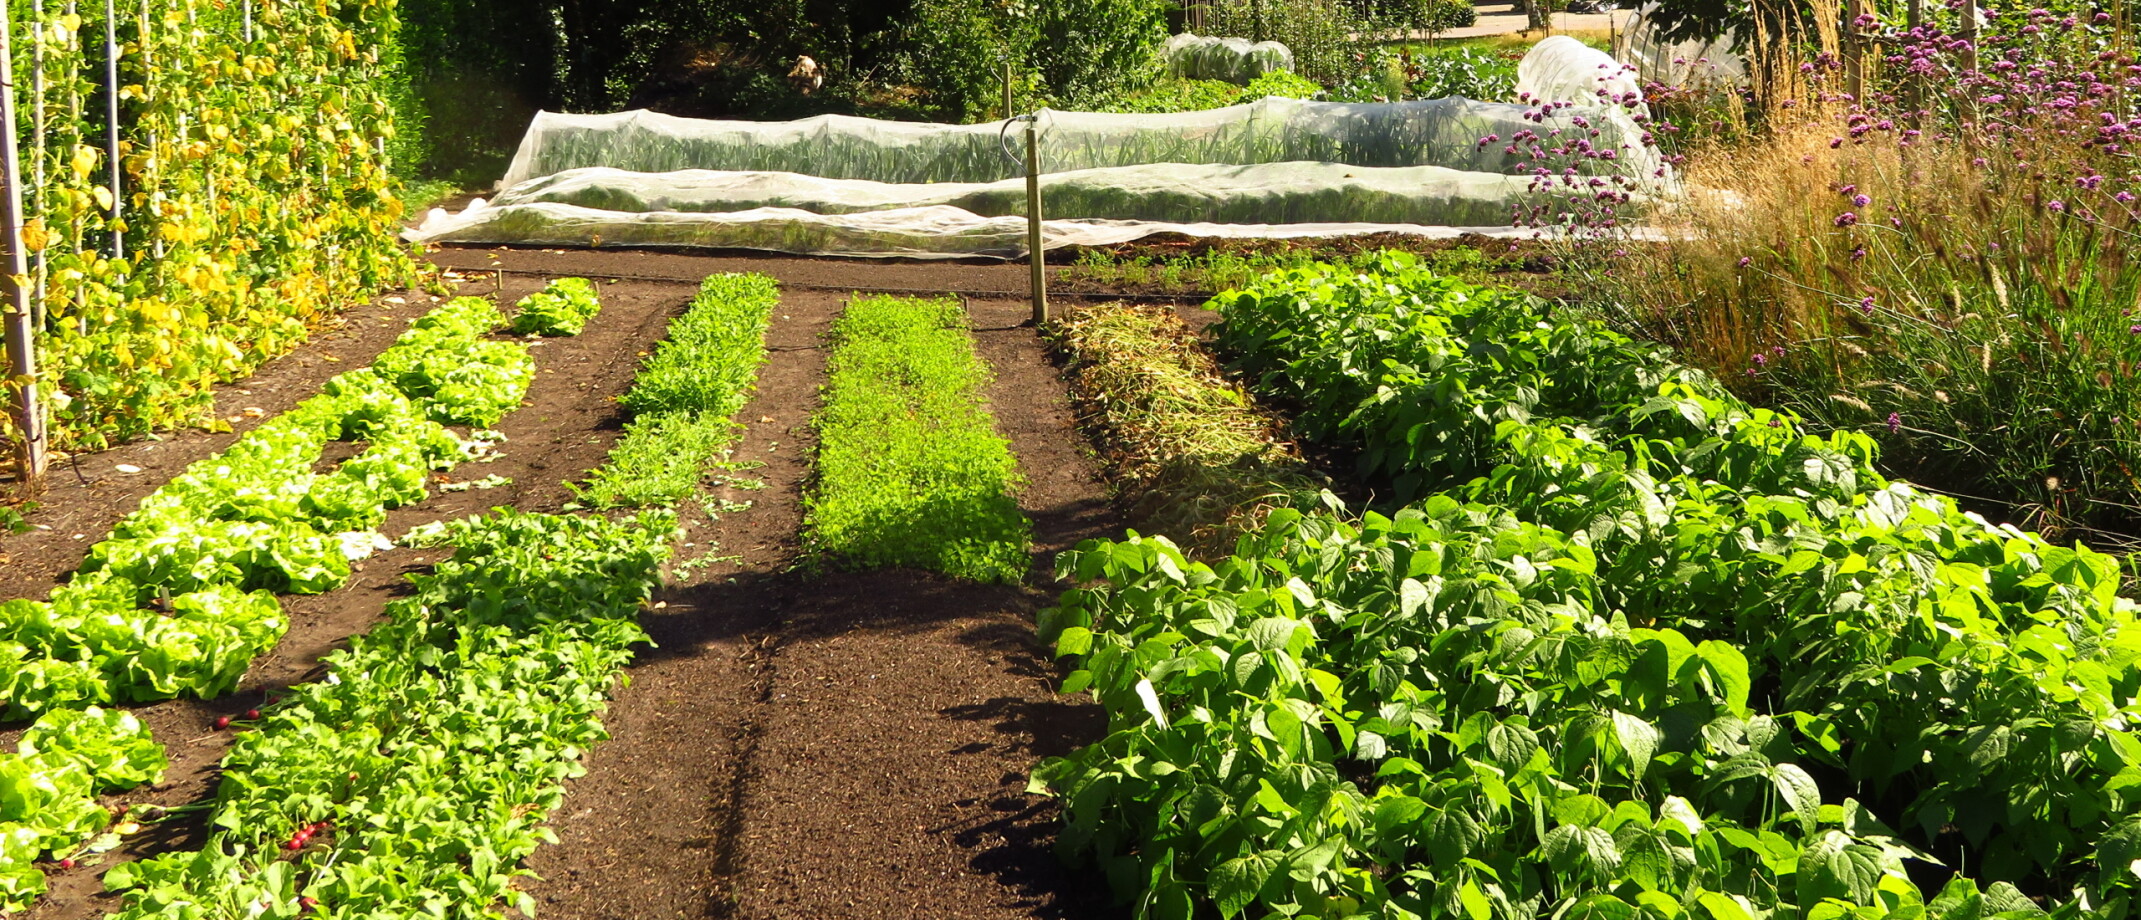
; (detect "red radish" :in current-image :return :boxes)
[213,716,231,730]
[246,709,261,719]
[300,897,319,911]
[285,839,303,851]
[57,858,74,869]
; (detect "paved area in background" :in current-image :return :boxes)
[1402,0,1635,40]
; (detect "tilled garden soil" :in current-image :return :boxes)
[5,250,1133,920]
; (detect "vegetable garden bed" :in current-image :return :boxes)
[5,241,2128,920]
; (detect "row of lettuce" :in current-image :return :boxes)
[94,273,778,917]
[0,278,608,910]
[1033,255,2133,920]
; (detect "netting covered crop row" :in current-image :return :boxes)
[424,38,1660,257]
[410,201,1535,258]
[498,94,1656,189]
[484,162,1538,226]
[1163,32,1294,84]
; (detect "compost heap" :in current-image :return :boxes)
[408,39,1662,258]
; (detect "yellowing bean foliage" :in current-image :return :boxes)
[8,0,420,449]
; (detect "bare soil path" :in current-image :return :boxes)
[519,289,1122,920]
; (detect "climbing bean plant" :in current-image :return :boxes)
[6,0,420,450]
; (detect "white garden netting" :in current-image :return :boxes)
[413,38,1661,257]
[484,162,1537,226]
[410,202,1538,259]
[1518,36,1645,108]
[1614,3,1746,89]
[1164,33,1294,84]
[496,93,1654,189]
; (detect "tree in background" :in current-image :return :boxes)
[900,0,1172,120]
[394,0,1171,179]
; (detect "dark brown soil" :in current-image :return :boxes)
[518,292,1121,920]
[7,250,1129,920]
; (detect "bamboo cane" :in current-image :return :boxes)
[2,0,49,481]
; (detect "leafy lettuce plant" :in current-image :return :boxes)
[511,277,603,336]
[0,707,167,911]
[1,294,535,720]
[101,510,676,919]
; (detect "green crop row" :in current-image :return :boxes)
[100,509,676,919]
[1,296,535,718]
[805,295,1030,584]
[1210,256,2141,903]
[1033,255,2137,920]
[577,273,779,509]
[0,708,168,910]
[511,277,605,337]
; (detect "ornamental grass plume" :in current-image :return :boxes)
[1588,7,2141,542]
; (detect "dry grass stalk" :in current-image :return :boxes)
[1050,302,1324,557]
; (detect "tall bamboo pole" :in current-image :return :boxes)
[101,0,121,264]
[2,0,49,481]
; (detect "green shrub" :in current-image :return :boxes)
[1406,46,1520,101]
[805,296,1030,583]
[901,0,1170,119]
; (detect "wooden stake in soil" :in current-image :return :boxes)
[1001,58,1014,123]
[0,0,48,481]
[1023,114,1047,326]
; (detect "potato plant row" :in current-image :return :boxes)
[804,295,1030,583]
[1034,256,2134,920]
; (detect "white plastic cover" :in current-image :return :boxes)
[1164,32,1294,84]
[497,95,1656,189]
[1613,3,1746,89]
[484,162,1539,227]
[437,40,1673,258]
[407,201,1540,259]
[1518,36,1646,109]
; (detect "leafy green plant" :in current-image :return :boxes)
[0,707,167,911]
[1405,46,1520,101]
[1172,254,2141,911]
[577,272,778,510]
[1,295,532,719]
[510,277,604,336]
[617,274,780,420]
[101,509,676,919]
[805,295,1030,583]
